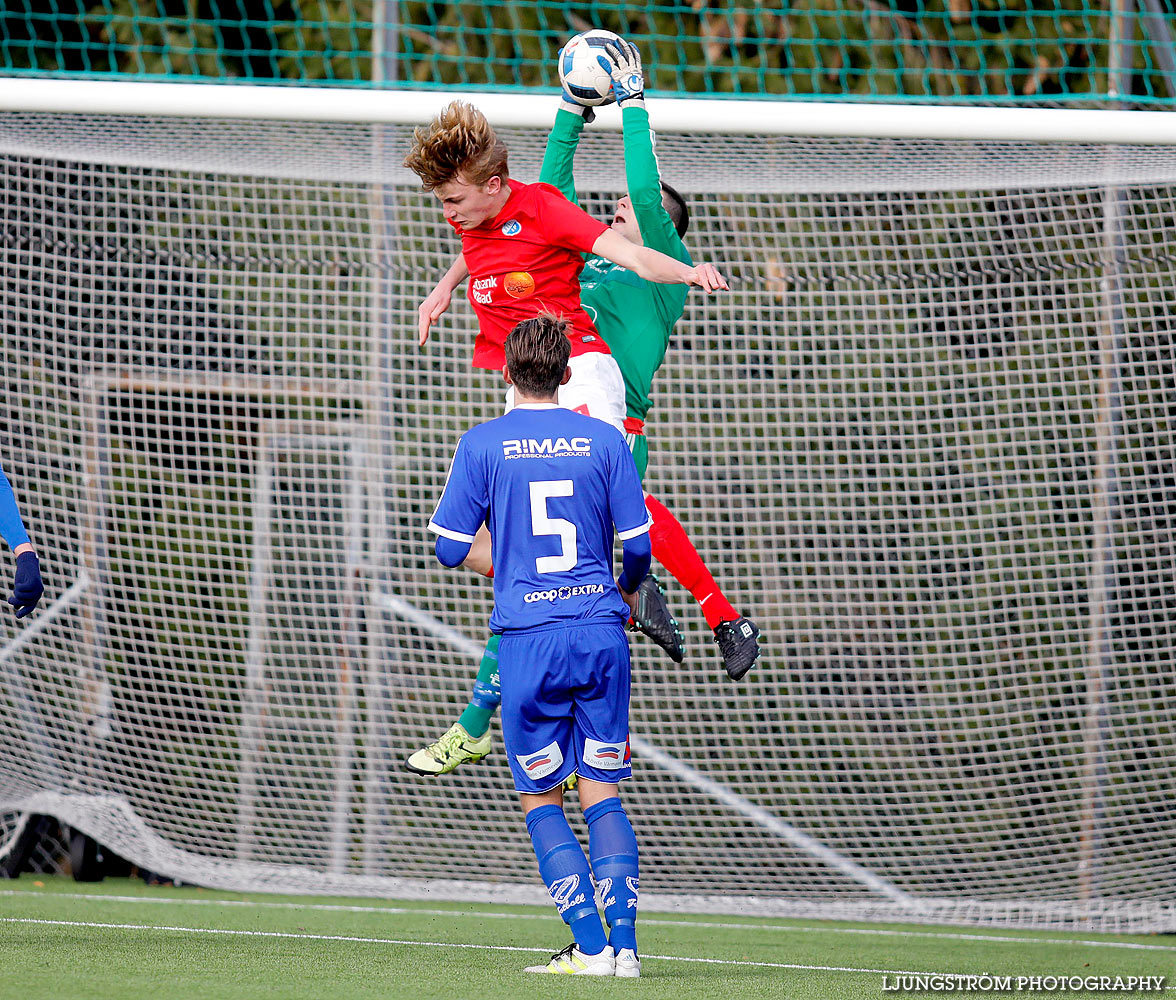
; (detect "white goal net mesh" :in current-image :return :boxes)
[1,106,1175,932]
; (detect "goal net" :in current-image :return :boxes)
[1,85,1175,932]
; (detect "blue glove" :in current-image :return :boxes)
[604,38,645,107]
[9,550,43,619]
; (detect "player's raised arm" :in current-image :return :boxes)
[539,101,589,206]
[418,253,469,346]
[590,228,727,292]
[603,39,690,263]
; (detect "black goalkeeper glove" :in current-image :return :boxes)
[9,550,43,619]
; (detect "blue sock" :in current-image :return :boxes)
[584,797,639,955]
[525,804,608,956]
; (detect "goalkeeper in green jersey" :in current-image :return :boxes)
[407,39,760,777]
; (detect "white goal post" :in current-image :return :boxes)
[8,77,1176,143]
[0,77,1174,932]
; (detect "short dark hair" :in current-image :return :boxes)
[505,313,572,398]
[660,181,690,239]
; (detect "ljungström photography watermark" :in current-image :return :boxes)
[881,974,1167,993]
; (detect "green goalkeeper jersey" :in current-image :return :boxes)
[539,105,691,444]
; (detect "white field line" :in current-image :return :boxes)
[0,916,1003,977]
[1,890,1174,953]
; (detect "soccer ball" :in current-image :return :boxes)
[558,29,621,107]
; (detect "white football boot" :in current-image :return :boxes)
[524,942,615,975]
[614,947,641,978]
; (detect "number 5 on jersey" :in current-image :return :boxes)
[530,479,578,573]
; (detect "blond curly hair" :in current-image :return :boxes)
[403,101,509,191]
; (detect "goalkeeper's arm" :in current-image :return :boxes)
[605,38,686,261]
[620,105,687,262]
[539,107,587,206]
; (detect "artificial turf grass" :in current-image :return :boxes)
[1,877,1171,1000]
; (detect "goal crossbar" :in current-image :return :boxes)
[3,77,1176,144]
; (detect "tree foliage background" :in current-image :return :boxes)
[2,1,1175,106]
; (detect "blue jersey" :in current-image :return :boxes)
[429,404,651,633]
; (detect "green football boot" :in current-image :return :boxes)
[405,722,492,776]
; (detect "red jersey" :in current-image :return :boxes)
[452,180,610,369]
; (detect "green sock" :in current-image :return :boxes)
[458,634,501,738]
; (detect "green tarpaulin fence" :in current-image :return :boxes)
[1,2,1174,106]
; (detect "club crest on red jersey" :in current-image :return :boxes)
[500,218,522,236]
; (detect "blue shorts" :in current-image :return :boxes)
[498,619,632,794]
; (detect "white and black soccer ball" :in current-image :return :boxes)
[558,29,621,107]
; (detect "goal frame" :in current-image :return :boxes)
[0,75,1171,930]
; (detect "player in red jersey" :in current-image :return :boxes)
[405,100,726,574]
[423,158,616,374]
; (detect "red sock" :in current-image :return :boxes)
[644,494,739,630]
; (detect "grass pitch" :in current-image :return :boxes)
[0,877,1172,999]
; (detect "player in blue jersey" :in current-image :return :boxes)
[428,313,648,977]
[0,464,42,618]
